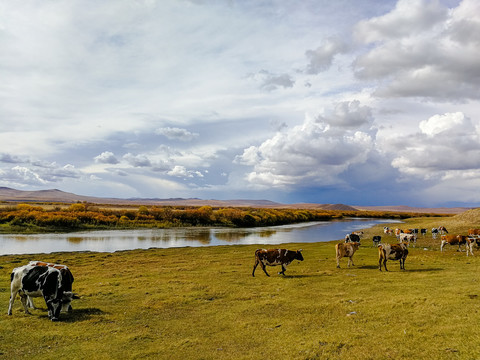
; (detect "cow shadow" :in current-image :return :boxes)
[60,308,107,323]
[407,267,444,272]
[280,274,323,279]
[357,265,378,270]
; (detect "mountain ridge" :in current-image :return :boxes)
[0,187,472,214]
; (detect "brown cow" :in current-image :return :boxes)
[468,229,480,236]
[252,249,304,277]
[378,243,408,271]
[440,235,474,256]
[335,242,360,268]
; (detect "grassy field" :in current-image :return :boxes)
[1,214,480,359]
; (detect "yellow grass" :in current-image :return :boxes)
[1,212,480,359]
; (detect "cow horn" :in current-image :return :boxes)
[298,249,303,252]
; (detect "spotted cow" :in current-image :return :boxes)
[252,249,304,277]
[335,242,360,268]
[378,243,408,271]
[399,233,416,247]
[345,233,361,243]
[440,235,474,256]
[468,229,480,237]
[8,265,77,321]
[27,261,75,312]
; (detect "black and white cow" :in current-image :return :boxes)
[345,233,361,243]
[252,249,304,277]
[27,261,75,312]
[8,265,76,321]
[373,236,382,246]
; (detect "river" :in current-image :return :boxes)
[0,218,402,255]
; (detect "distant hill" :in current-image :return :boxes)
[0,187,472,214]
[0,187,356,210]
[357,205,472,215]
[451,208,480,222]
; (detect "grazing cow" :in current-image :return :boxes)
[420,229,427,237]
[378,243,408,271]
[431,228,439,239]
[466,237,476,256]
[395,228,403,240]
[441,235,473,255]
[27,261,75,312]
[468,229,480,237]
[438,226,448,234]
[252,249,304,277]
[399,233,416,247]
[8,265,76,321]
[352,231,364,238]
[345,233,361,243]
[373,236,382,246]
[335,242,360,268]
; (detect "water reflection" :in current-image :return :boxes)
[0,218,401,255]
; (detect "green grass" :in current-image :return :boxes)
[1,215,480,359]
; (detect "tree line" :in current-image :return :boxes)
[0,202,443,233]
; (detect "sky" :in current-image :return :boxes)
[1,0,480,207]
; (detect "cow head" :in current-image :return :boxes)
[352,242,360,250]
[296,250,304,261]
[61,292,80,313]
[46,297,63,321]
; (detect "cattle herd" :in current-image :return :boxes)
[7,226,480,321]
[251,226,480,278]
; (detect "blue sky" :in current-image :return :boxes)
[1,0,479,207]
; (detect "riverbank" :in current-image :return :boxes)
[0,202,444,234]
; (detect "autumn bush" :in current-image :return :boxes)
[0,202,448,233]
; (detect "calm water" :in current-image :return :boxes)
[0,218,401,255]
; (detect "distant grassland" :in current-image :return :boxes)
[1,212,480,359]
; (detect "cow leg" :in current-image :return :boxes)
[7,290,18,315]
[19,293,32,315]
[383,259,388,271]
[378,258,382,271]
[348,256,355,267]
[278,264,287,276]
[27,296,36,309]
[336,256,341,268]
[260,262,270,277]
[252,258,259,277]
